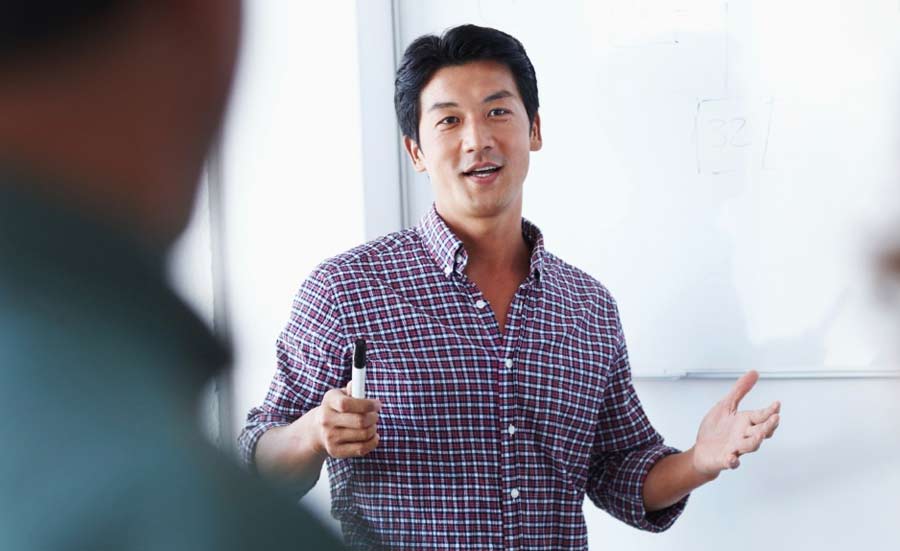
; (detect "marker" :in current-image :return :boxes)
[351,338,366,398]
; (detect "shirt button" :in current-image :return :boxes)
[507,424,516,436]
[475,300,487,309]
[443,266,452,276]
[510,488,520,499]
[504,359,513,368]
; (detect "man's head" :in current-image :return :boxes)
[0,0,242,248]
[395,25,542,225]
[395,25,539,147]
[0,2,132,60]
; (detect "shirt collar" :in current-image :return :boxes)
[416,204,547,282]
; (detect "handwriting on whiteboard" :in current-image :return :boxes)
[695,97,774,175]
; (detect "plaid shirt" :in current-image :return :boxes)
[240,206,688,550]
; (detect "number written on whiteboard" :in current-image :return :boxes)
[707,118,751,149]
[695,98,773,175]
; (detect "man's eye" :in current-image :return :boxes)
[489,108,510,117]
[438,116,460,125]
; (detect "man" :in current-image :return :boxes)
[241,25,781,550]
[0,1,343,548]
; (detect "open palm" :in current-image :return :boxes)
[692,371,781,476]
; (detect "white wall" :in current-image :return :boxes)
[594,378,900,550]
[168,176,214,328]
[220,0,365,530]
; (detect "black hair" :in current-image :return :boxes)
[394,24,539,145]
[0,1,134,60]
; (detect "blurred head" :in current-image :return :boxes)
[0,1,135,59]
[0,0,243,248]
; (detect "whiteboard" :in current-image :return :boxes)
[396,0,900,378]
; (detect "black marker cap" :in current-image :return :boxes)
[353,338,367,369]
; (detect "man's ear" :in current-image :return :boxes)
[403,136,428,173]
[529,112,543,152]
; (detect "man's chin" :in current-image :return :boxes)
[462,197,520,221]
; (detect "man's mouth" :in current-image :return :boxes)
[462,164,503,179]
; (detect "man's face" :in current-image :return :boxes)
[404,60,542,224]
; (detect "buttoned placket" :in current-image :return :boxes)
[458,269,537,551]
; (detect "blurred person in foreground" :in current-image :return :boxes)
[0,1,343,548]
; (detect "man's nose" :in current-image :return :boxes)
[462,118,494,154]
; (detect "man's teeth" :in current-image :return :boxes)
[468,166,500,175]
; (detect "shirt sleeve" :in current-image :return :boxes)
[238,265,350,469]
[584,300,689,532]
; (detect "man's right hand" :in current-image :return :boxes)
[254,384,382,481]
[311,385,381,458]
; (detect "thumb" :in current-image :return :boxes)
[725,370,759,411]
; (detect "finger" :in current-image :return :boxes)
[736,431,766,455]
[745,413,780,439]
[333,433,380,458]
[726,453,740,470]
[764,414,780,439]
[725,370,759,411]
[325,389,382,414]
[329,425,378,446]
[327,411,379,430]
[748,401,780,425]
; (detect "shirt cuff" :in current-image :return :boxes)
[605,444,689,532]
[237,420,290,469]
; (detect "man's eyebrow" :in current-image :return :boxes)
[483,90,514,103]
[427,90,515,112]
[428,101,458,112]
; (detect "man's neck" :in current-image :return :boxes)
[437,203,531,277]
[435,202,532,335]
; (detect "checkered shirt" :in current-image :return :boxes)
[239,206,688,550]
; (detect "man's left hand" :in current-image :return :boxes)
[691,370,781,477]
